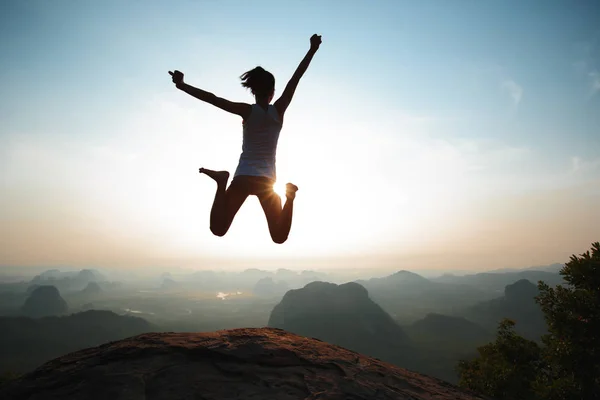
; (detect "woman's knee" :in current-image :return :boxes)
[271,232,288,244]
[210,224,228,237]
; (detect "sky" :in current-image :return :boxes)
[1,0,599,272]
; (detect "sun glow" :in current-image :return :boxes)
[272,181,287,200]
[0,93,481,269]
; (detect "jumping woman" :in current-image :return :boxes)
[169,34,322,244]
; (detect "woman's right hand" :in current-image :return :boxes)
[310,34,322,51]
[168,70,184,87]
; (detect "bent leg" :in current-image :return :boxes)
[200,169,249,237]
[258,183,297,244]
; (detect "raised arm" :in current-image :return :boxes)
[274,34,322,117]
[169,70,252,119]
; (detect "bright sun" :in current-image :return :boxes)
[273,181,287,200]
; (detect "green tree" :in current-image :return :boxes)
[457,242,600,400]
[535,242,600,400]
[457,318,541,400]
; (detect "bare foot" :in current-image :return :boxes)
[199,168,230,187]
[285,183,299,200]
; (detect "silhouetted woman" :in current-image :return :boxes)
[169,34,322,244]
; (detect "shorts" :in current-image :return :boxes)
[229,175,275,196]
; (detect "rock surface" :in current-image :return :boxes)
[0,327,489,400]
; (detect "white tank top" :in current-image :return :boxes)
[233,104,283,181]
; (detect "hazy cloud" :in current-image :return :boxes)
[576,62,600,95]
[589,71,600,94]
[571,156,600,173]
[502,79,523,106]
[572,35,600,96]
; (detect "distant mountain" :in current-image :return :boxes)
[160,278,180,291]
[404,313,492,384]
[274,268,298,281]
[25,284,41,294]
[160,272,172,280]
[298,269,329,284]
[238,269,329,290]
[373,270,431,285]
[60,282,109,309]
[149,269,331,293]
[268,281,415,368]
[81,282,102,296]
[189,270,226,289]
[408,313,490,343]
[486,263,564,274]
[357,271,495,323]
[238,268,273,282]
[459,279,547,341]
[0,310,154,372]
[0,288,29,316]
[31,269,106,283]
[33,269,62,280]
[431,270,563,293]
[253,277,289,298]
[29,269,107,293]
[21,286,68,318]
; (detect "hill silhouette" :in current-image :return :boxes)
[432,270,563,293]
[459,279,546,340]
[253,277,289,297]
[485,262,564,274]
[0,328,489,400]
[159,277,180,291]
[0,310,154,372]
[404,313,492,383]
[21,285,68,318]
[25,284,40,294]
[29,269,107,293]
[81,281,102,296]
[408,313,490,343]
[268,281,415,368]
[357,271,494,322]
